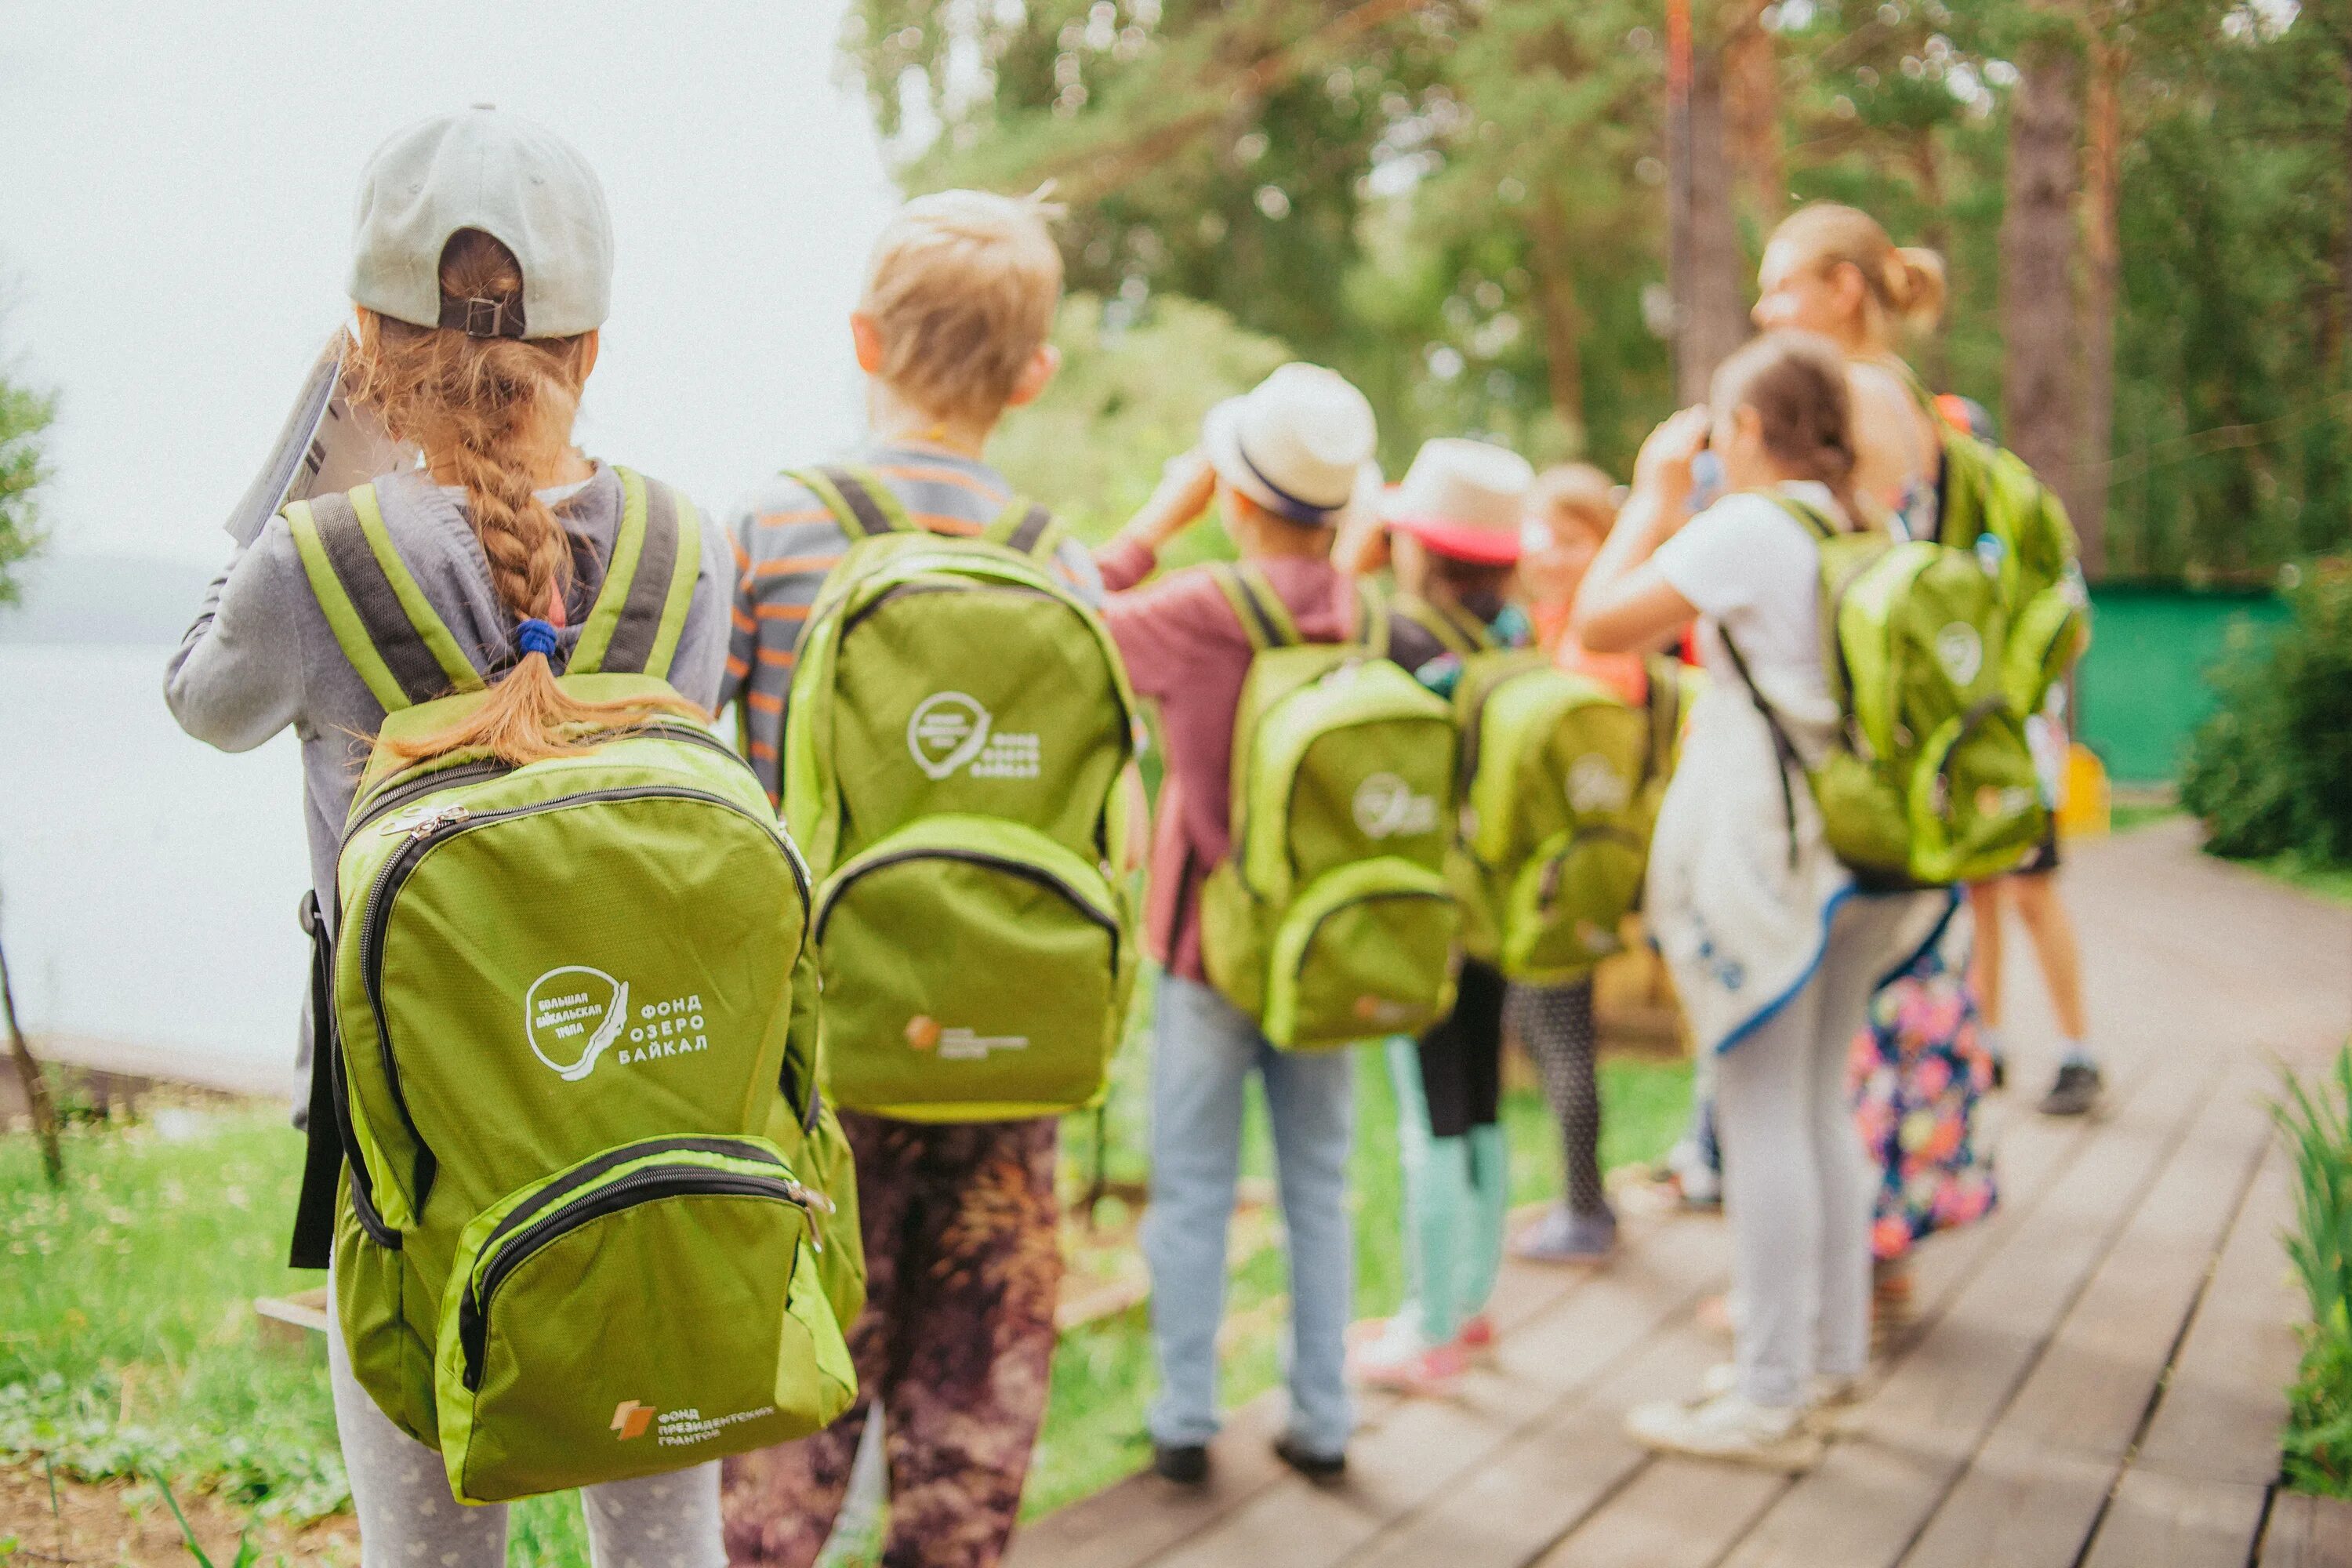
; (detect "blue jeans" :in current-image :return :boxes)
[1142,972,1356,1458]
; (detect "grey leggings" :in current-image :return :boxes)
[1507,977,1605,1217]
[325,1273,725,1568]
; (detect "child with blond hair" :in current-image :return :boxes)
[719,187,1088,1568]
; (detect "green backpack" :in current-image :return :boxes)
[1449,641,1690,984]
[1723,497,2047,888]
[1908,373,2091,715]
[1200,566,1462,1049]
[283,470,859,1506]
[780,467,1140,1121]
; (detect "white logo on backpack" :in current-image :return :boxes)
[526,969,710,1080]
[1566,754,1632,815]
[1352,772,1439,839]
[1935,622,1984,688]
[525,967,630,1081]
[907,691,1042,781]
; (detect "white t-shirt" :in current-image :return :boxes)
[1651,481,1842,702]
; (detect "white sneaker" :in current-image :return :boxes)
[1624,1389,1828,1472]
[1697,1361,1868,1422]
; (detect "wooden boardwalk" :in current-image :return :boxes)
[1011,822,2352,1568]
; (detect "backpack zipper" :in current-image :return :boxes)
[1536,826,1644,907]
[839,577,1060,638]
[354,786,811,1214]
[1292,884,1454,982]
[814,844,1120,968]
[344,723,749,840]
[457,1156,824,1392]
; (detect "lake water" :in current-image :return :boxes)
[0,643,311,1082]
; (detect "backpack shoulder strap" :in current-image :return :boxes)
[1769,493,1843,543]
[985,495,1062,559]
[1642,653,1682,775]
[285,485,485,713]
[1351,579,1392,659]
[1714,631,1804,873]
[1397,593,1494,657]
[570,466,702,681]
[793,464,913,539]
[1211,562,1302,652]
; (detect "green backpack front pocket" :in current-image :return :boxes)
[813,815,1124,1120]
[432,1137,847,1505]
[1500,827,1644,982]
[1265,858,1460,1050]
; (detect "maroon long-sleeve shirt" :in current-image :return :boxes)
[1094,535,1362,983]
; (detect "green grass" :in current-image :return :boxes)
[2111,800,2183,833]
[0,1029,1691,1555]
[0,1106,345,1520]
[2246,851,2352,908]
[2279,1047,2352,1498]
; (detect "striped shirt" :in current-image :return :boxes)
[720,441,1103,801]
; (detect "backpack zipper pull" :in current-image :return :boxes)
[380,804,473,840]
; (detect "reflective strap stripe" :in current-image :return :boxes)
[799,466,909,538]
[644,489,703,680]
[1211,563,1294,651]
[1399,594,1490,657]
[570,466,650,673]
[286,498,412,713]
[578,469,699,679]
[989,497,1056,557]
[347,486,485,695]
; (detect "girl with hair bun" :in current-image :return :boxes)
[1752,202,1949,534]
[1570,332,1948,1471]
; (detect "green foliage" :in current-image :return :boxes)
[989,292,1288,550]
[2181,560,2352,865]
[2278,1046,2352,1497]
[0,368,53,604]
[844,0,2352,576]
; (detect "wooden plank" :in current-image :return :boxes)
[1508,1057,2126,1568]
[1713,1055,2217,1568]
[2132,1145,2300,1487]
[1903,1075,2273,1568]
[1149,1217,1725,1568]
[2260,1493,2352,1568]
[2079,1469,2270,1568]
[1350,1318,1729,1568]
[1533,1457,1784,1568]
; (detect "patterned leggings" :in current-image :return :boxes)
[1507,978,1606,1217]
[721,1112,1062,1568]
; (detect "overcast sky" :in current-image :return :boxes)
[2,1,902,564]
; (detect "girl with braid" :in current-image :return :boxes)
[169,107,738,1565]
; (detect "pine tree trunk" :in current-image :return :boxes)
[1723,0,1784,222]
[1672,44,1751,402]
[2077,33,2122,580]
[1526,190,1588,437]
[2001,38,2085,528]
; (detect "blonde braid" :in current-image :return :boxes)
[343,229,699,766]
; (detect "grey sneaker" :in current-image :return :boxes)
[1511,1204,1618,1264]
[2038,1061,2103,1116]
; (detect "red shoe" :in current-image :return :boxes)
[1454,1312,1496,1352]
[1346,1317,1468,1396]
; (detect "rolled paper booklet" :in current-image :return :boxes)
[223,328,416,546]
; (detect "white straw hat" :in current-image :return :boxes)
[349,105,613,339]
[1202,364,1379,527]
[1381,437,1536,565]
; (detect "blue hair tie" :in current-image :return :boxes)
[516,618,560,659]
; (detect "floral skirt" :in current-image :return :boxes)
[1849,937,1998,1264]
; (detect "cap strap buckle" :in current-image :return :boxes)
[441,295,526,340]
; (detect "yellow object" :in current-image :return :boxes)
[2057,742,2111,840]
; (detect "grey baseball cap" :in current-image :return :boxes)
[348,105,612,339]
